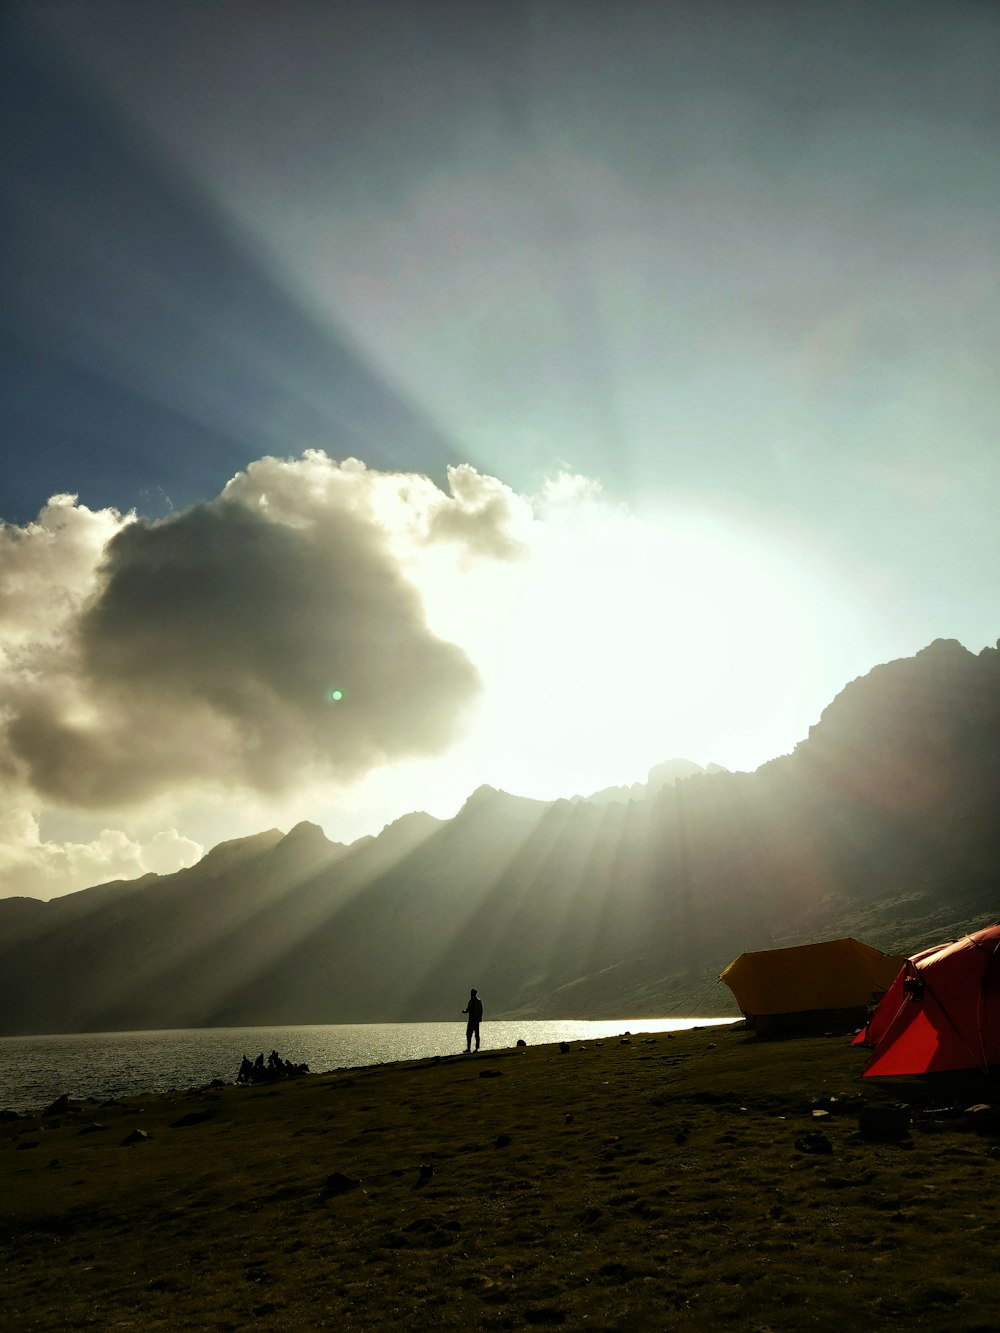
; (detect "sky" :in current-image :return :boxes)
[2,0,999,899]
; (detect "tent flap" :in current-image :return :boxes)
[861,925,1000,1078]
[721,938,904,1027]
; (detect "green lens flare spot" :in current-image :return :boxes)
[327,689,344,702]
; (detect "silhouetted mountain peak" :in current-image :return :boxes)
[458,785,550,819]
[375,810,442,845]
[198,828,285,870]
[5,633,1000,1035]
[574,758,709,806]
[279,820,333,849]
[267,820,344,875]
[462,783,503,806]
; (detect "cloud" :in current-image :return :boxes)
[0,809,202,900]
[0,493,129,646]
[0,453,534,813]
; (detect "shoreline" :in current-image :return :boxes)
[0,1016,738,1115]
[4,1024,998,1329]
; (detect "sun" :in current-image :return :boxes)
[414,496,825,799]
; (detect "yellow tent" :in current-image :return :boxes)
[721,938,904,1034]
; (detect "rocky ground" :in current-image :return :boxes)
[2,1024,999,1330]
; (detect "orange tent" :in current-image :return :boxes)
[721,938,903,1035]
[858,925,1000,1077]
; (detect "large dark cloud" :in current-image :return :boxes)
[1,456,498,809]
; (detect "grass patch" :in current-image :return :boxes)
[3,1027,1000,1329]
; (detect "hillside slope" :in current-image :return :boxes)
[1,638,998,1032]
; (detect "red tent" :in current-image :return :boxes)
[859,925,1000,1077]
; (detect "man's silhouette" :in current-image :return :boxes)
[463,988,483,1052]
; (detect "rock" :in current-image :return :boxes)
[619,1039,631,1046]
[77,1123,107,1135]
[964,1104,1000,1132]
[559,1042,571,1053]
[46,1158,59,1168]
[494,1134,512,1148]
[120,1129,150,1146]
[814,1094,863,1117]
[169,1110,213,1129]
[325,1172,362,1195]
[811,1109,831,1120]
[418,1163,434,1180]
[858,1103,911,1142]
[795,1131,833,1155]
[564,1113,575,1125]
[43,1095,71,1117]
[478,1069,502,1078]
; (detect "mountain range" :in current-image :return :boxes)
[1,637,998,1035]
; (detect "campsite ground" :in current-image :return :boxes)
[2,1023,998,1331]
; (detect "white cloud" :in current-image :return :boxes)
[0,454,530,812]
[0,809,202,900]
[0,455,537,895]
[0,450,860,899]
[0,493,130,648]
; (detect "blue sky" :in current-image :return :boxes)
[2,1,999,897]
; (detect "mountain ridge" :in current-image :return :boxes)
[1,636,998,1033]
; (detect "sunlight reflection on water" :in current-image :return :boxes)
[0,1017,736,1112]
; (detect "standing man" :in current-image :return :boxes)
[463,988,483,1053]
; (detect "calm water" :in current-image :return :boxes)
[0,1018,735,1112]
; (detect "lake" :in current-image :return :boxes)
[0,1018,735,1112]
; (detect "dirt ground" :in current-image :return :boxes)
[3,1024,999,1330]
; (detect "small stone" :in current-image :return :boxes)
[169,1110,213,1129]
[325,1171,362,1194]
[858,1104,911,1143]
[43,1095,71,1117]
[559,1042,571,1053]
[811,1109,831,1120]
[479,1069,502,1078]
[77,1123,107,1135]
[961,1103,1000,1132]
[516,1039,527,1047]
[418,1163,434,1179]
[564,1113,575,1125]
[495,1134,512,1148]
[120,1129,150,1146]
[794,1131,833,1155]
